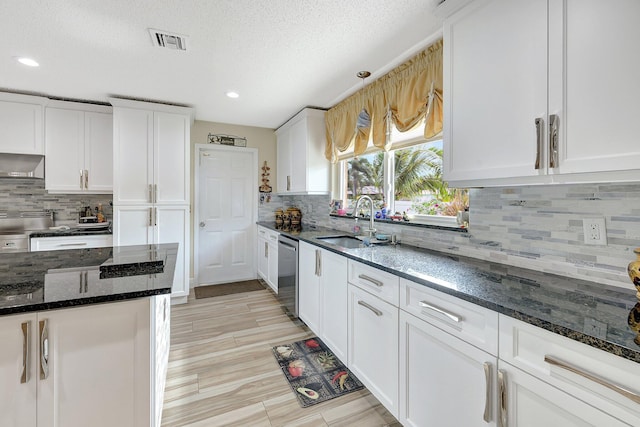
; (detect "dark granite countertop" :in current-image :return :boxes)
[257,221,640,363]
[29,227,112,238]
[0,243,177,315]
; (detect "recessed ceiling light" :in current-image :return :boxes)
[226,91,239,99]
[15,57,39,67]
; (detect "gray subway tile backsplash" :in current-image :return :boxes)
[258,184,640,289]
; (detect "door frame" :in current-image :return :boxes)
[193,143,258,287]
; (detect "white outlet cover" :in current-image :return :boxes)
[583,217,607,245]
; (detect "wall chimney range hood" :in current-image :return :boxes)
[0,153,45,178]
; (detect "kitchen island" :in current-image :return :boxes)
[0,243,177,427]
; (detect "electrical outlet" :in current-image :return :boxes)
[583,217,607,245]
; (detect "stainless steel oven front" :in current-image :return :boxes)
[277,234,298,317]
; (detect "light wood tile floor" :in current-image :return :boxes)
[161,286,401,427]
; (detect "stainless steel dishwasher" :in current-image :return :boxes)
[277,234,298,317]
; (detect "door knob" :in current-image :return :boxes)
[199,221,205,227]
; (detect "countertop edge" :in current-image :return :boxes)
[0,288,171,316]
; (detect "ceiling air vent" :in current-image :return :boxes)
[148,29,188,51]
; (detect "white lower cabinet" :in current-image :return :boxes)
[0,297,167,427]
[114,205,189,299]
[497,361,627,427]
[256,226,278,292]
[298,242,348,361]
[348,283,399,418]
[0,313,38,427]
[399,310,497,427]
[499,315,640,426]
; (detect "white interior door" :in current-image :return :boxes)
[197,145,257,285]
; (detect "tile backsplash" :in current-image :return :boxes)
[259,184,640,289]
[0,178,112,225]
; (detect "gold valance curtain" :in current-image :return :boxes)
[325,39,443,163]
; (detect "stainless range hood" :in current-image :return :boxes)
[0,153,45,178]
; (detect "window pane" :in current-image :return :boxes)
[393,141,468,218]
[344,153,385,211]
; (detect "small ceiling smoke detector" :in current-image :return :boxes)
[148,29,188,51]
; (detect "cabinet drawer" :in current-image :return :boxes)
[257,225,279,243]
[348,260,399,306]
[499,315,640,425]
[400,278,498,355]
[30,235,113,252]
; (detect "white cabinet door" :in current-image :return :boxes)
[84,111,113,192]
[0,313,37,427]
[276,129,291,193]
[348,284,399,418]
[44,108,84,192]
[298,241,321,334]
[113,108,153,204]
[37,298,151,427]
[155,206,189,298]
[257,235,268,282]
[399,311,497,427]
[498,361,628,427]
[45,106,112,193]
[443,0,548,184]
[0,94,44,155]
[267,239,278,292]
[113,206,153,247]
[154,111,189,205]
[288,118,308,193]
[550,0,640,175]
[319,249,348,362]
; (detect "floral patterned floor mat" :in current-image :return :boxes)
[272,337,364,407]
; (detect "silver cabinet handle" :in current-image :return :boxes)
[265,242,268,257]
[79,272,83,293]
[534,118,543,170]
[155,207,158,226]
[79,170,84,189]
[21,321,31,384]
[419,301,461,323]
[544,355,640,405]
[154,184,158,203]
[149,208,153,226]
[548,114,559,168]
[84,271,88,293]
[358,300,383,317]
[358,274,383,287]
[314,249,322,277]
[58,242,88,247]
[39,319,49,380]
[498,369,507,427]
[483,362,491,422]
[199,221,205,227]
[286,175,291,191]
[148,184,153,203]
[84,169,89,189]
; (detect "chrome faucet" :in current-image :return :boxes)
[352,195,377,237]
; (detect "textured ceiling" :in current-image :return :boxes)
[1,0,443,129]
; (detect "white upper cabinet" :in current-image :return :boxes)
[276,108,329,194]
[0,92,47,155]
[443,0,640,187]
[45,102,113,193]
[111,100,192,205]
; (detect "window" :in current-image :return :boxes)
[336,124,468,228]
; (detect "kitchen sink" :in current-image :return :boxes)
[315,235,363,249]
